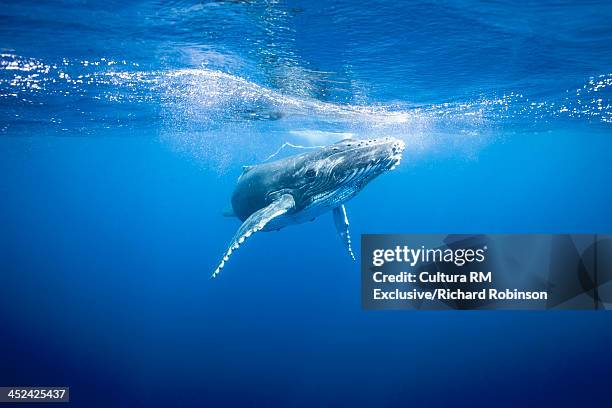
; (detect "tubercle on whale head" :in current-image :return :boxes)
[327,136,405,173]
[387,137,405,170]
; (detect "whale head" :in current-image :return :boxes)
[295,137,405,208]
[328,136,405,175]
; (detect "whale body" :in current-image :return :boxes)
[212,137,405,277]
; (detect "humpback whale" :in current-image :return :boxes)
[212,137,405,277]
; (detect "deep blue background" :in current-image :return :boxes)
[1,1,612,406]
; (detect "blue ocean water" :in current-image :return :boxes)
[1,0,612,406]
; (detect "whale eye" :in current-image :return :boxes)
[305,169,316,178]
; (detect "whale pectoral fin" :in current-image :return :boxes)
[332,205,356,261]
[211,194,295,278]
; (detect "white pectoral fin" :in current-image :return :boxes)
[332,204,356,261]
[211,194,295,278]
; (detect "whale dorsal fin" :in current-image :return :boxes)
[211,194,295,278]
[332,205,355,261]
